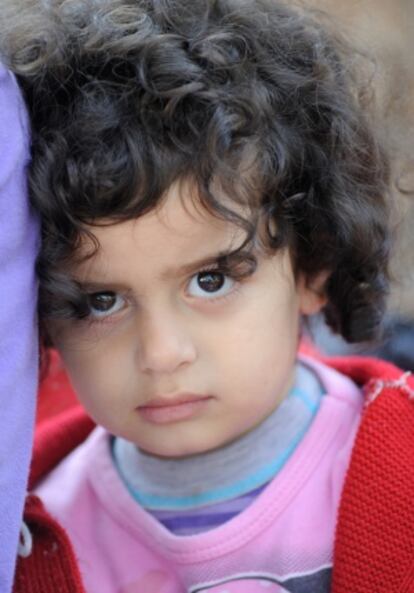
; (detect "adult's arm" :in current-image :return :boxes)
[0,64,38,593]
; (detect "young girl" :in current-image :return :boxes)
[7,0,414,592]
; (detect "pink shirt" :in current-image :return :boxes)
[35,357,362,593]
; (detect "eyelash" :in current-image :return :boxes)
[86,292,128,320]
[62,292,128,327]
[185,266,240,303]
[75,258,256,322]
[82,270,237,322]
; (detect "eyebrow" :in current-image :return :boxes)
[70,246,252,291]
[162,247,250,279]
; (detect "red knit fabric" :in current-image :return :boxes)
[15,355,414,593]
[13,495,86,593]
[29,406,95,490]
[331,360,414,593]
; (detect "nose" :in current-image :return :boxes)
[136,313,197,375]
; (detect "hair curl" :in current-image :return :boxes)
[3,0,391,342]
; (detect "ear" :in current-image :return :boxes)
[297,271,329,316]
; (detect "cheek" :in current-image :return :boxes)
[56,324,133,392]
[62,352,99,400]
[214,300,300,388]
[58,344,119,417]
[236,294,300,351]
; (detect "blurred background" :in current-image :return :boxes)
[303,0,414,368]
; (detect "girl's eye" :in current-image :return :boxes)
[86,291,126,319]
[187,271,235,299]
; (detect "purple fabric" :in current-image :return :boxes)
[0,65,38,593]
[152,485,267,535]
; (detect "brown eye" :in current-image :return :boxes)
[197,272,225,293]
[87,292,125,318]
[187,271,235,299]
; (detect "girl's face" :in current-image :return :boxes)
[49,183,324,457]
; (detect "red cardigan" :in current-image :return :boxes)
[14,355,414,593]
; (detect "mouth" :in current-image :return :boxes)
[137,394,212,425]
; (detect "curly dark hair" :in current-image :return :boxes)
[3,0,390,342]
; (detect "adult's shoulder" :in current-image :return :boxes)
[0,62,38,593]
[0,63,30,179]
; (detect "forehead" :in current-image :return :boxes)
[74,182,249,279]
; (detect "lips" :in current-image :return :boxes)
[137,393,212,425]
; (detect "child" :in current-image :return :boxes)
[7,0,414,592]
